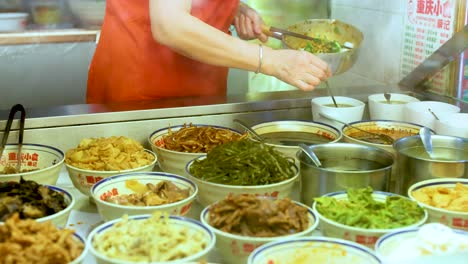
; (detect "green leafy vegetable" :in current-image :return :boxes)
[315,187,425,229]
[303,38,342,54]
[188,139,296,186]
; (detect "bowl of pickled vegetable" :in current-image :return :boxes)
[148,124,245,176]
[185,139,299,207]
[200,194,318,264]
[91,172,198,221]
[312,187,428,248]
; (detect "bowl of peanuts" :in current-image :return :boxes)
[148,123,245,176]
[65,136,157,197]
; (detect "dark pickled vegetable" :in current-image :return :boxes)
[188,139,296,186]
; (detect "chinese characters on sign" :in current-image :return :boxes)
[401,0,456,94]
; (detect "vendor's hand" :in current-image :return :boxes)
[263,48,332,91]
[233,3,268,42]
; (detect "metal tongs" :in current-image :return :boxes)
[0,104,26,173]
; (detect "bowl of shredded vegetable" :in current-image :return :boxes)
[312,187,428,248]
[282,19,363,75]
[185,139,299,207]
[201,194,318,264]
[148,124,245,176]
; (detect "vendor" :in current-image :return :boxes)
[87,0,331,104]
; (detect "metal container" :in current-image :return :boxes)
[394,135,468,195]
[298,143,394,206]
[282,19,364,75]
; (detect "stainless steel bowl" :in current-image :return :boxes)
[394,135,468,195]
[298,143,394,206]
[282,19,364,75]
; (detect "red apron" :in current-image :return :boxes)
[87,0,240,104]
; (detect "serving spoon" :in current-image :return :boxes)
[319,113,395,145]
[233,119,264,142]
[419,127,435,159]
[384,92,392,104]
[299,143,322,167]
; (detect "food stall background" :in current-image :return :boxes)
[0,0,466,110]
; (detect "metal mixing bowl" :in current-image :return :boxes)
[282,19,364,75]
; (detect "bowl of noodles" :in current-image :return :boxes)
[88,213,216,263]
[282,19,363,75]
[148,124,244,176]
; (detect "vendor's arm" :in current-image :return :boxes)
[149,0,331,91]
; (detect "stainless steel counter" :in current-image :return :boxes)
[0,84,465,152]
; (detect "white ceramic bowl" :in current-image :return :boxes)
[0,143,65,185]
[0,184,75,228]
[71,232,89,264]
[91,172,198,221]
[375,224,468,264]
[404,101,460,129]
[248,236,381,264]
[66,149,157,197]
[368,93,420,121]
[186,156,299,207]
[408,178,468,231]
[0,12,28,32]
[313,190,428,248]
[250,120,342,160]
[201,200,319,264]
[311,96,366,130]
[68,0,106,27]
[434,113,468,138]
[341,120,427,155]
[87,214,216,264]
[148,124,241,176]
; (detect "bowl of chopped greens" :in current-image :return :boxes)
[282,19,363,75]
[312,187,428,248]
[185,139,299,207]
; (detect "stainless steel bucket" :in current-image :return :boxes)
[394,135,468,195]
[298,143,394,206]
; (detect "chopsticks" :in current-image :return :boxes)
[0,104,26,172]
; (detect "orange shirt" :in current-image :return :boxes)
[87,0,240,104]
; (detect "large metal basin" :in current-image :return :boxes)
[282,19,364,75]
[298,143,394,206]
[394,135,468,194]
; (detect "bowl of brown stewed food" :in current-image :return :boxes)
[148,123,245,176]
[341,120,429,153]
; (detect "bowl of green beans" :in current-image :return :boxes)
[185,139,299,207]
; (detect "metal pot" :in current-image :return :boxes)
[298,143,394,206]
[394,135,468,195]
[282,19,364,75]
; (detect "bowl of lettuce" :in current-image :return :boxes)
[312,187,427,248]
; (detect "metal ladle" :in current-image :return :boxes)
[299,143,322,167]
[233,119,264,142]
[319,112,395,144]
[325,81,338,108]
[384,92,392,104]
[419,127,435,159]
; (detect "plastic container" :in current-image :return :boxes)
[0,12,28,32]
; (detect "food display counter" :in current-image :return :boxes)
[0,84,467,263]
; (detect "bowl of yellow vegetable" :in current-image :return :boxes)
[282,19,364,75]
[312,187,428,248]
[185,139,299,207]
